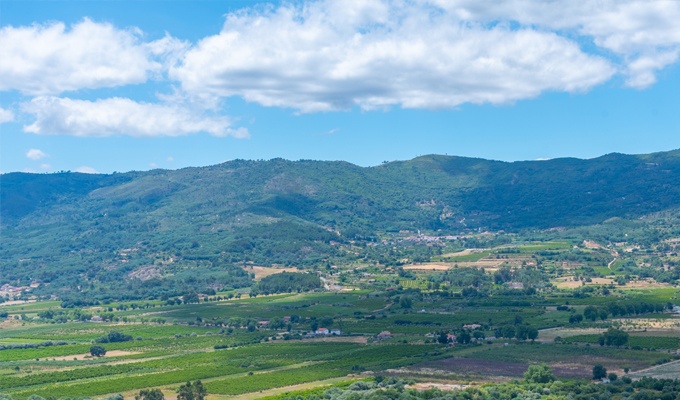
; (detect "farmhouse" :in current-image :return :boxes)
[376,331,393,340]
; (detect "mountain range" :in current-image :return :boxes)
[1,150,679,300]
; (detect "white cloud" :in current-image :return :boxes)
[39,163,51,170]
[424,0,680,88]
[21,96,249,138]
[0,107,14,123]
[26,148,47,160]
[170,0,680,111]
[75,166,98,174]
[0,19,187,95]
[170,0,615,112]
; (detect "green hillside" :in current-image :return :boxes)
[1,150,679,301]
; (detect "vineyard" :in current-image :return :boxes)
[2,238,680,399]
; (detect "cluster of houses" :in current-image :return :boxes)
[0,282,39,298]
[303,327,342,338]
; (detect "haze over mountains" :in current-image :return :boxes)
[1,149,679,300]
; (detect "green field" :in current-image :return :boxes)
[2,235,680,399]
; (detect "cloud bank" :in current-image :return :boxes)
[0,19,187,95]
[1,0,680,135]
[172,0,617,111]
[22,97,248,138]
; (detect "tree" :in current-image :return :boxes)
[399,296,412,309]
[177,380,207,400]
[524,364,555,383]
[437,331,449,345]
[527,327,539,342]
[501,325,516,339]
[515,325,529,341]
[569,314,583,324]
[90,345,107,357]
[456,331,471,344]
[593,364,607,380]
[603,328,628,346]
[584,305,599,321]
[136,389,164,400]
[183,292,200,304]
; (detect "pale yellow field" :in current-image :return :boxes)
[404,260,504,271]
[51,350,141,361]
[242,266,301,280]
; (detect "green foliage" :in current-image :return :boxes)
[95,331,133,344]
[593,364,608,380]
[255,272,322,295]
[177,380,207,400]
[135,389,164,400]
[89,345,107,357]
[601,328,629,347]
[523,364,555,383]
[3,150,680,299]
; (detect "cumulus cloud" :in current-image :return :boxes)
[0,19,187,95]
[26,148,47,160]
[424,0,680,88]
[169,0,680,111]
[172,1,614,111]
[75,166,98,174]
[21,96,249,138]
[4,0,679,121]
[0,107,14,123]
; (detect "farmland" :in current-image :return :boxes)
[3,220,680,398]
[3,256,680,399]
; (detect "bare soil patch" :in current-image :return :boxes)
[404,263,453,271]
[416,358,529,378]
[301,336,368,344]
[621,278,669,289]
[408,383,467,391]
[552,278,583,289]
[537,328,606,343]
[590,278,614,285]
[614,317,680,329]
[51,350,141,361]
[243,266,300,280]
[584,240,604,250]
[404,260,504,271]
[0,300,37,306]
[441,249,477,258]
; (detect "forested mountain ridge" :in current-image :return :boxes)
[1,150,679,300]
[4,150,680,230]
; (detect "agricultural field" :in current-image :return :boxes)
[2,235,680,399]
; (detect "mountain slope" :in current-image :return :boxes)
[1,150,679,300]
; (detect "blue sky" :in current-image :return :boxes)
[1,0,679,174]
